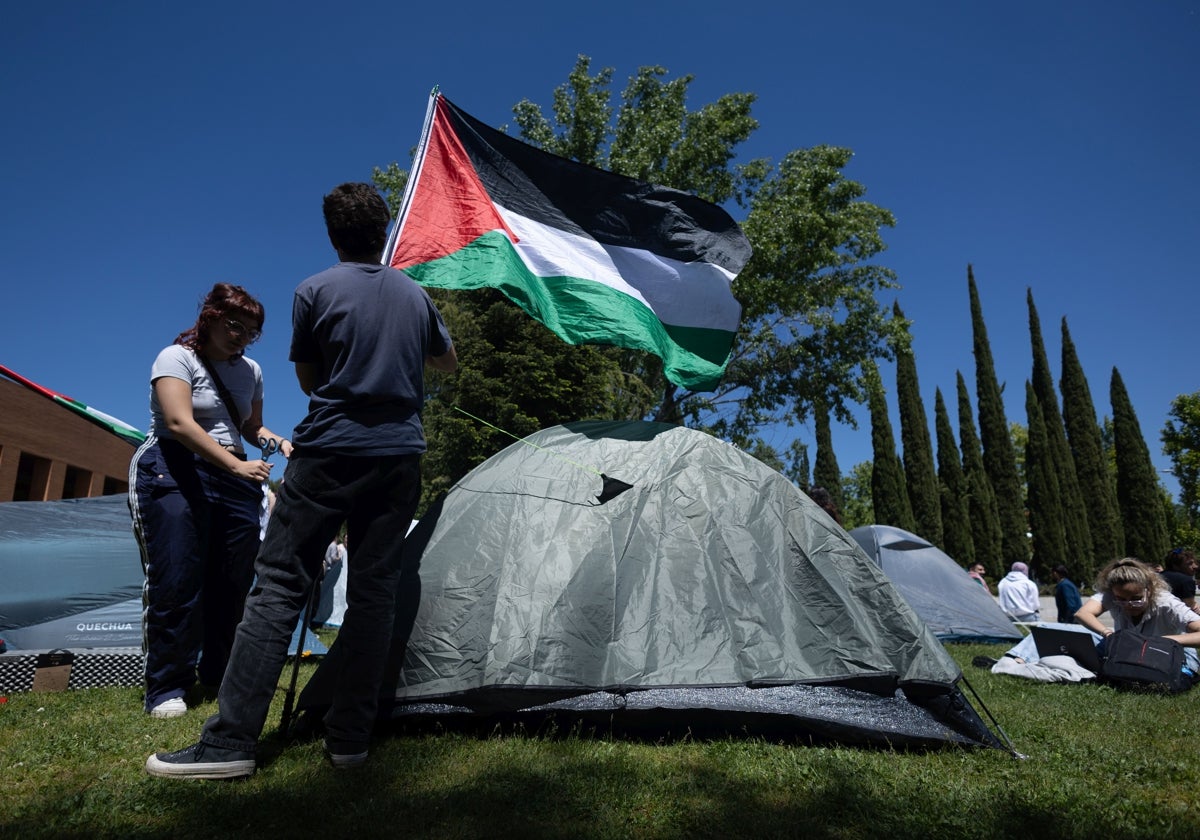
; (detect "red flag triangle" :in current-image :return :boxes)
[389,96,518,270]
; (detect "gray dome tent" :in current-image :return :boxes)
[849,524,1022,644]
[300,421,1002,749]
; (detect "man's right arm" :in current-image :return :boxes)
[426,344,458,373]
[295,362,319,395]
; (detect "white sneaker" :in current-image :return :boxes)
[149,697,187,718]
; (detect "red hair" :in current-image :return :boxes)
[175,283,265,358]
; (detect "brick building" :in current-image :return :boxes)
[0,374,138,502]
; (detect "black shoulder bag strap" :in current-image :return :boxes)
[197,354,246,447]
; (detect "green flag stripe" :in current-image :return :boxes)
[499,201,740,333]
[53,396,147,444]
[409,231,734,391]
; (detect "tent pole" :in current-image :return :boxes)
[958,674,1025,759]
[279,576,322,736]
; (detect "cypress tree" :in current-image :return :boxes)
[1110,367,1170,562]
[1025,381,1067,570]
[866,362,915,530]
[1027,290,1093,570]
[935,387,975,564]
[1060,318,1123,572]
[812,401,844,510]
[786,439,811,489]
[958,371,1004,574]
[968,267,1028,565]
[894,303,943,544]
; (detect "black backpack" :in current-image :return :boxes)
[1100,630,1193,694]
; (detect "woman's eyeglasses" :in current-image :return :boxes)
[225,318,262,343]
[1111,595,1148,608]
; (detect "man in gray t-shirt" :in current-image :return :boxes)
[148,182,456,780]
[288,259,448,454]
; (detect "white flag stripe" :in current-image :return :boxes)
[498,204,741,333]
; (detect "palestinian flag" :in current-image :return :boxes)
[0,364,146,446]
[385,92,751,391]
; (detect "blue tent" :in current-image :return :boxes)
[0,494,324,656]
[849,524,1022,644]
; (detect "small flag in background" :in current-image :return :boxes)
[385,92,751,392]
[0,364,146,446]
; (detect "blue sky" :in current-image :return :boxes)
[3,1,1196,497]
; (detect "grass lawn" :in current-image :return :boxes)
[2,640,1198,839]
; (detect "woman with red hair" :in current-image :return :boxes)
[128,283,292,718]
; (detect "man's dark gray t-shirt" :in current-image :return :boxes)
[289,261,452,455]
[1161,569,1197,603]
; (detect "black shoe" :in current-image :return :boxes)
[972,655,999,669]
[145,742,256,780]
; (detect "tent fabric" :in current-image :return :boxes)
[848,524,1022,644]
[313,562,347,629]
[0,494,324,658]
[0,495,143,649]
[299,421,1001,748]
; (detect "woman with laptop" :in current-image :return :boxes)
[1075,556,1200,674]
[982,557,1200,683]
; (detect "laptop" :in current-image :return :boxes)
[1032,625,1104,672]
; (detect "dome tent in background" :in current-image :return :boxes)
[849,524,1023,644]
[0,494,322,693]
[0,494,142,651]
[300,421,1004,750]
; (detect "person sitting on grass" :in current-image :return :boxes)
[1075,557,1200,677]
[981,559,1200,684]
[997,561,1040,622]
[1052,564,1083,624]
[1160,548,1197,609]
[967,562,991,594]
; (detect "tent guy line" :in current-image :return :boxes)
[452,406,632,504]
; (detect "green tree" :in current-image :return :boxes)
[935,387,975,564]
[968,267,1028,565]
[958,371,1003,574]
[743,440,785,473]
[505,57,905,445]
[784,439,811,489]
[1009,421,1028,488]
[1163,490,1189,550]
[721,143,903,446]
[866,361,914,530]
[1060,318,1123,571]
[1111,367,1170,562]
[840,461,874,530]
[812,401,843,510]
[892,303,942,544]
[1025,381,1067,570]
[1162,391,1200,547]
[1027,290,1092,568]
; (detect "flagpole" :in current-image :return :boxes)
[381,86,440,266]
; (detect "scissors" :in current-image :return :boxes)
[258,436,280,461]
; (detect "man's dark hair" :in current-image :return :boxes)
[806,486,842,525]
[1052,564,1070,579]
[323,182,391,258]
[1164,547,1196,572]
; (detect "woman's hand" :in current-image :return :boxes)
[230,458,273,484]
